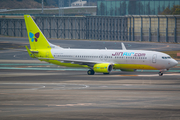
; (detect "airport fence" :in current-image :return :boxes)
[0,15,179,43]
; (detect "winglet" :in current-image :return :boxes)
[25,46,36,58]
[121,43,126,50]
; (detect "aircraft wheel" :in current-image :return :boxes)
[87,70,95,75]
[159,72,163,76]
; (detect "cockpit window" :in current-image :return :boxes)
[162,56,171,59]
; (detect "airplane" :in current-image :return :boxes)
[24,15,178,76]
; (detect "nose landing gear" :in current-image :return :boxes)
[159,72,163,76]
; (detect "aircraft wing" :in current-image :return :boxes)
[58,59,99,67]
[38,57,114,67]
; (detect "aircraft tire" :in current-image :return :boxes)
[159,72,163,76]
[87,70,95,75]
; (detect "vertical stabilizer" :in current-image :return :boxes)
[24,15,51,50]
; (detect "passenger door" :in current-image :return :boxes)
[152,54,157,63]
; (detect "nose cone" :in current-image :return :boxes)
[171,59,178,67]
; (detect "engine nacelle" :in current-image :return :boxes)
[93,63,113,73]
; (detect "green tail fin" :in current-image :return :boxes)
[24,15,51,50]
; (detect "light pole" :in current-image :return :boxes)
[59,0,64,16]
[42,0,44,13]
[69,0,71,7]
[59,0,60,16]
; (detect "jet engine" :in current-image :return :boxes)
[93,63,113,73]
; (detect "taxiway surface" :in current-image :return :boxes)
[0,37,180,120]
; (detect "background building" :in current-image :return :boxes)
[71,0,87,6]
[97,0,180,16]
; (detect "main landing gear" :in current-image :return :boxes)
[159,71,163,76]
[87,69,95,75]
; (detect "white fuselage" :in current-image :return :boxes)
[51,48,178,70]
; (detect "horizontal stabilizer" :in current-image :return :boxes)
[25,46,36,58]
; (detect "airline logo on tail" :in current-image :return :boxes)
[29,32,40,42]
